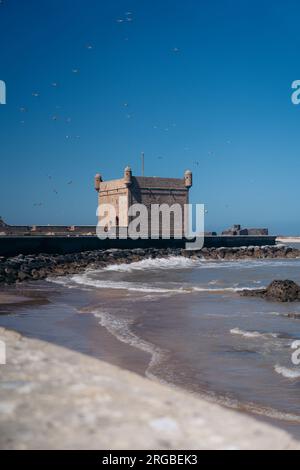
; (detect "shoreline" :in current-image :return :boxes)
[0,244,299,286]
[2,283,300,443]
[2,249,300,445]
[0,326,299,450]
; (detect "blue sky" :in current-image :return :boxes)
[1,0,300,234]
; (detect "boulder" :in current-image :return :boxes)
[241,280,300,302]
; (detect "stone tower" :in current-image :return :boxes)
[94,167,192,238]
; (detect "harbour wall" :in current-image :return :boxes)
[0,235,276,257]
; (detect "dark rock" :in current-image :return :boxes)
[241,280,300,302]
[18,271,30,281]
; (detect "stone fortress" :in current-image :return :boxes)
[0,168,276,257]
[94,166,192,237]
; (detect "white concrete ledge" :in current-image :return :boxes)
[0,327,299,450]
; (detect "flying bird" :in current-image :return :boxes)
[32,92,40,97]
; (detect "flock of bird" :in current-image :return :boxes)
[0,2,234,212]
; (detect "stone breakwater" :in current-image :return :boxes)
[0,244,299,285]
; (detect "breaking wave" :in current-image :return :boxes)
[68,272,255,294]
[102,256,300,272]
[70,274,182,293]
[103,256,199,272]
[230,327,279,339]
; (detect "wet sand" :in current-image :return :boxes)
[0,284,150,376]
[0,293,38,305]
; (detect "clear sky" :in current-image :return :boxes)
[1,0,300,234]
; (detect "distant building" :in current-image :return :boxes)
[221,224,268,236]
[94,167,192,237]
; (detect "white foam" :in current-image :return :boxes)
[92,309,167,379]
[48,270,258,295]
[101,255,300,274]
[106,258,299,274]
[230,327,279,339]
[103,256,198,272]
[69,272,256,295]
[274,365,300,379]
[71,273,179,293]
[192,286,255,293]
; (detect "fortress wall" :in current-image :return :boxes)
[0,235,276,257]
[130,177,189,237]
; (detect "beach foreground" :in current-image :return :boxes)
[0,327,299,450]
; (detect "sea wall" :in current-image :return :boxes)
[0,327,298,450]
[0,235,276,257]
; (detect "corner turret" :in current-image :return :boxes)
[184,169,192,189]
[124,166,132,186]
[94,173,102,192]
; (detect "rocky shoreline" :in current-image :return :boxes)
[0,244,299,285]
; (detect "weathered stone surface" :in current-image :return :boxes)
[241,280,300,302]
[0,327,299,450]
